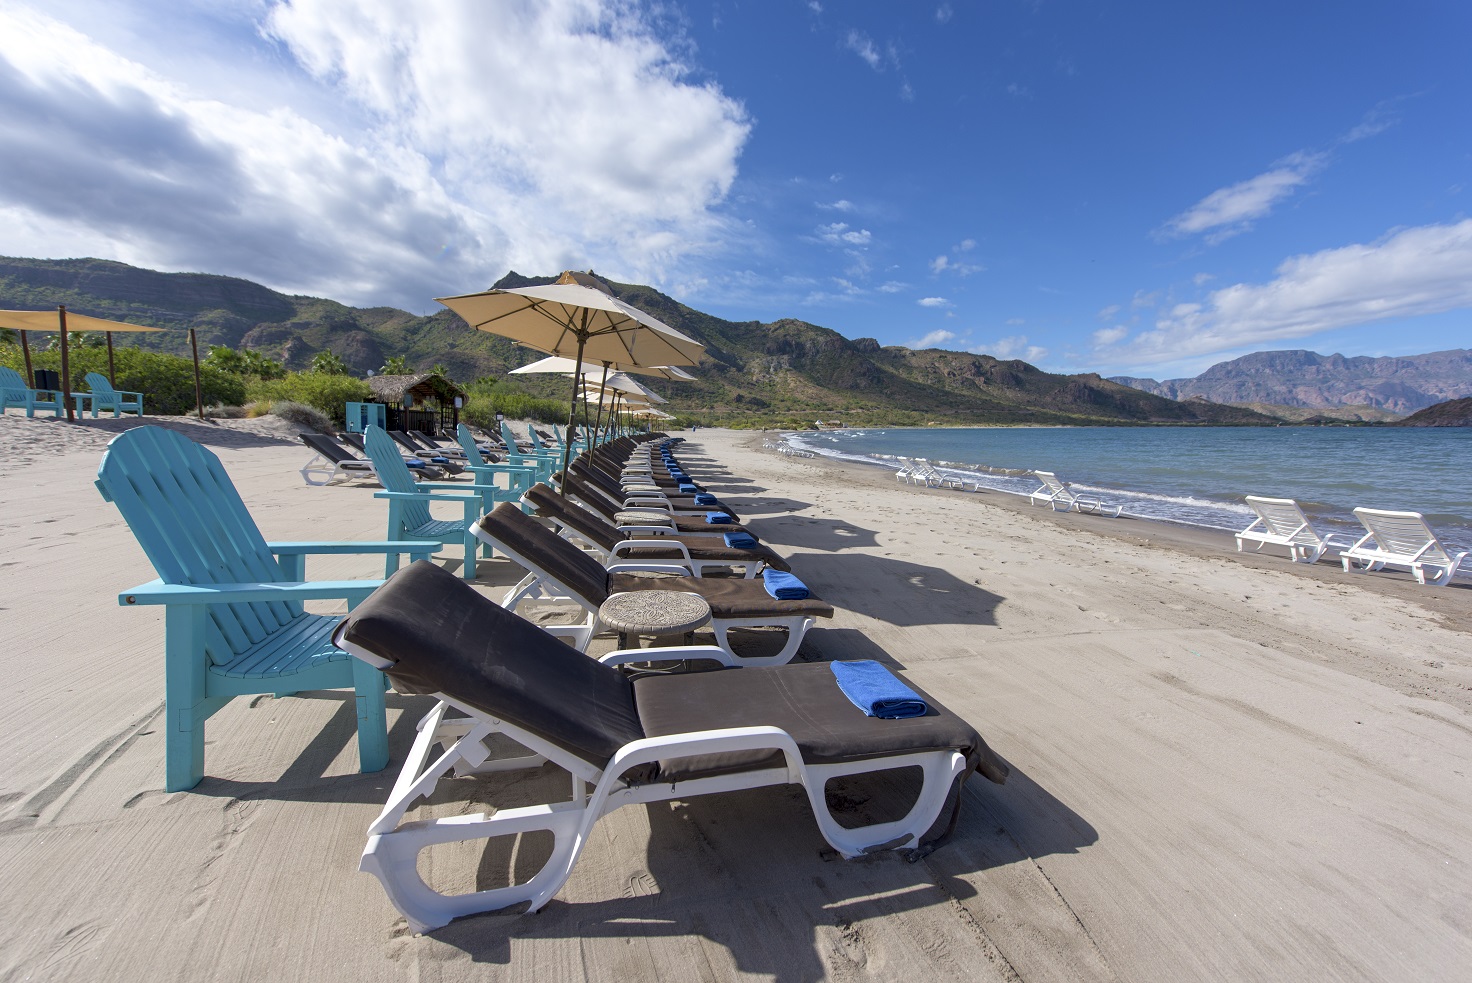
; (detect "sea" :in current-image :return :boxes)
[783,426,1472,552]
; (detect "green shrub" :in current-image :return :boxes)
[0,343,246,415]
[246,373,372,426]
[460,379,569,427]
[270,400,332,432]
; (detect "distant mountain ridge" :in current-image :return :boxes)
[1112,349,1472,414]
[1,255,1275,426]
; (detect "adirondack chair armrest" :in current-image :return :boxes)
[373,490,486,503]
[118,578,383,606]
[268,540,435,556]
[410,481,504,493]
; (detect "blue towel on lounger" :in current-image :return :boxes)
[830,661,928,719]
[723,531,758,549]
[693,493,717,506]
[761,568,809,599]
[679,483,698,493]
[705,511,734,524]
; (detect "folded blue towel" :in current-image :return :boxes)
[723,531,758,549]
[830,661,928,719]
[761,568,809,600]
[679,483,698,493]
[692,492,717,506]
[705,511,734,524]
[405,458,427,469]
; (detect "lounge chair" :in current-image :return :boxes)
[559,471,757,538]
[523,482,790,578]
[0,365,66,418]
[333,560,1008,931]
[1028,471,1123,517]
[77,371,144,418]
[1340,508,1469,586]
[299,433,380,486]
[96,426,432,790]
[1236,496,1354,564]
[473,502,832,664]
[389,431,467,475]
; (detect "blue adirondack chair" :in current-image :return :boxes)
[499,421,559,482]
[79,371,144,417]
[0,366,66,417]
[97,426,433,791]
[455,424,537,505]
[361,425,515,580]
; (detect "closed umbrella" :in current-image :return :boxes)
[437,271,704,483]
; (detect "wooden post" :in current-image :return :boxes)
[19,330,33,386]
[106,331,116,386]
[189,328,204,420]
[58,306,75,423]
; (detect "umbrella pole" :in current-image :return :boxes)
[19,330,33,386]
[58,306,75,423]
[591,362,610,446]
[189,328,204,420]
[106,332,116,386]
[560,333,587,493]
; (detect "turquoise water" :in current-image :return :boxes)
[786,427,1472,550]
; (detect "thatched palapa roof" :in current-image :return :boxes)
[365,373,466,405]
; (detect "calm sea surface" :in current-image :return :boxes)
[785,427,1472,550]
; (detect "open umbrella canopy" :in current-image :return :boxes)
[508,354,695,381]
[437,271,705,368]
[577,371,666,403]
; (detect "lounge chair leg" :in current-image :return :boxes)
[801,751,968,858]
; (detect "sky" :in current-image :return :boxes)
[1,0,1469,380]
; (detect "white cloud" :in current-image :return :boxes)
[0,1,750,307]
[1005,317,1025,326]
[816,222,871,246]
[1092,326,1128,346]
[1192,272,1214,286]
[818,199,855,212]
[1160,151,1326,242]
[1097,304,1122,320]
[1005,82,1030,97]
[956,238,976,251]
[917,296,951,308]
[1125,219,1472,364]
[844,29,882,70]
[935,5,953,24]
[930,255,949,274]
[929,240,984,277]
[877,280,906,293]
[983,334,1046,362]
[911,329,957,348]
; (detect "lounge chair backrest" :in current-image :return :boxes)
[96,427,299,666]
[524,483,620,551]
[301,432,358,464]
[338,561,645,770]
[560,472,622,520]
[1245,496,1319,546]
[340,431,367,453]
[478,501,612,604]
[1354,508,1452,563]
[1034,471,1068,495]
[362,426,433,528]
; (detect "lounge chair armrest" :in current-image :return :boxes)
[267,541,437,556]
[623,497,673,511]
[605,562,693,575]
[597,645,737,667]
[607,726,802,783]
[615,523,677,535]
[119,578,382,606]
[611,539,693,560]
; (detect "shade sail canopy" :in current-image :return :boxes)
[436,272,704,368]
[508,354,694,381]
[0,310,165,333]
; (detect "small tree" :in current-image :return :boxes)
[380,355,410,375]
[207,345,286,379]
[310,349,350,375]
[430,362,449,378]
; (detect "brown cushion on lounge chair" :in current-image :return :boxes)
[525,483,790,572]
[607,573,835,619]
[561,473,756,535]
[477,502,612,605]
[336,561,646,772]
[632,663,1004,784]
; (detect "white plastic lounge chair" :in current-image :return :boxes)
[1028,471,1122,517]
[894,458,916,483]
[1340,508,1469,586]
[1235,496,1354,564]
[299,433,379,486]
[333,560,1008,932]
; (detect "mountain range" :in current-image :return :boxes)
[0,255,1284,427]
[1111,349,1472,415]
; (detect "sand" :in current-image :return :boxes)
[0,412,1469,982]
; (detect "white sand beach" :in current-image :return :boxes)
[1,413,1469,982]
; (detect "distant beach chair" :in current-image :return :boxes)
[77,371,144,418]
[96,426,432,790]
[1235,496,1354,564]
[0,365,65,418]
[332,559,1007,931]
[1028,471,1123,516]
[1340,508,1469,586]
[299,433,379,486]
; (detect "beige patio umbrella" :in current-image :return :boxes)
[0,307,171,422]
[438,271,704,482]
[509,353,695,382]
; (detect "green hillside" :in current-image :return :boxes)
[1,256,1276,427]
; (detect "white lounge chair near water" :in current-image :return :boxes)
[1340,508,1469,586]
[1028,471,1122,516]
[1236,496,1355,564]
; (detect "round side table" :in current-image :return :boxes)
[598,590,712,650]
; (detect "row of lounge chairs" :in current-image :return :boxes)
[1237,496,1467,586]
[97,425,1009,933]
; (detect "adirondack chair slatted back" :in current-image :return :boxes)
[96,427,300,665]
[1,365,29,392]
[85,372,118,400]
[362,426,434,529]
[1248,497,1317,545]
[456,424,489,466]
[1354,508,1449,562]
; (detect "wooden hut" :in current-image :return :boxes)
[365,373,467,437]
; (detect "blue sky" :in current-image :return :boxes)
[1,1,1469,379]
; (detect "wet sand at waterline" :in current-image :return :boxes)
[1,414,1469,981]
